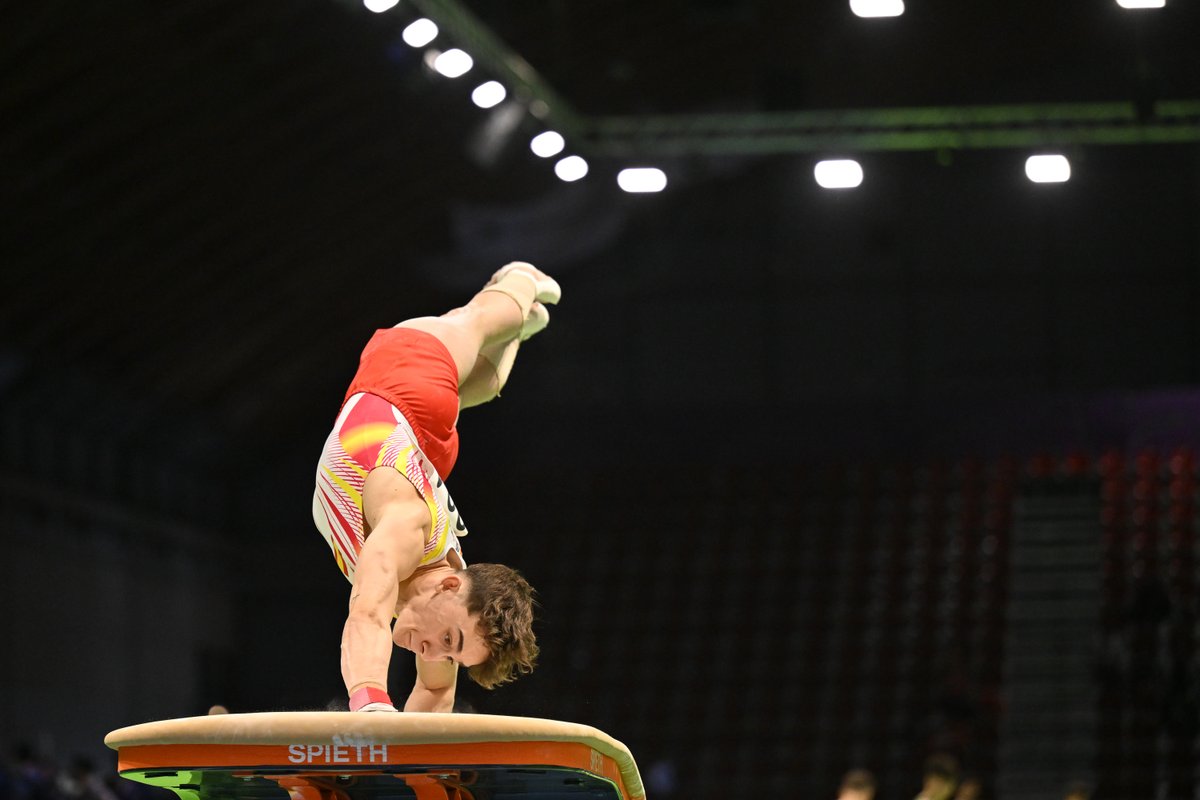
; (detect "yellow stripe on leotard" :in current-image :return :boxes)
[340,422,398,454]
[322,465,362,507]
[420,499,447,565]
[380,443,446,565]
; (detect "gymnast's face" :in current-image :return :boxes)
[395,576,490,667]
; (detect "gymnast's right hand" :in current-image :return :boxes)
[357,702,398,712]
[349,685,397,712]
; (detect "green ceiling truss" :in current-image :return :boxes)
[409,0,1200,156]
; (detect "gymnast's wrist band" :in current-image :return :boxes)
[349,686,392,711]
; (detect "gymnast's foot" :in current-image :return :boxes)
[488,262,560,303]
[484,262,560,340]
[521,301,550,341]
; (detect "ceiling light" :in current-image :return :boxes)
[530,131,566,158]
[1116,0,1165,7]
[471,81,507,109]
[1025,154,1071,183]
[402,18,438,47]
[850,0,905,18]
[555,156,589,182]
[814,159,864,189]
[617,168,667,193]
[433,49,473,78]
[363,0,400,12]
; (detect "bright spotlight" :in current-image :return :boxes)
[1116,0,1165,7]
[617,168,667,193]
[850,0,905,17]
[555,156,589,182]
[402,18,438,47]
[814,159,864,189]
[363,0,400,12]
[433,48,473,78]
[1025,154,1071,183]
[471,81,506,109]
[530,131,565,158]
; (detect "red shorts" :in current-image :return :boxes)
[342,327,461,477]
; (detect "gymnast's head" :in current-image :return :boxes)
[461,562,539,688]
[403,562,539,688]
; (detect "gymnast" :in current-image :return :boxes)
[311,262,558,713]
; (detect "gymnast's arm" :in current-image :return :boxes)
[404,656,458,712]
[341,472,429,705]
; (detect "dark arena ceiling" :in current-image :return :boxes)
[3,0,1200,480]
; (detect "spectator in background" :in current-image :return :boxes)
[0,748,163,800]
[1063,780,1090,800]
[914,753,959,800]
[837,768,876,800]
[54,758,118,800]
[953,772,983,800]
[6,744,55,800]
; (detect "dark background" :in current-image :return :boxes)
[2,1,1199,798]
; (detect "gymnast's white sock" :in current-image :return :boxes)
[479,262,561,339]
[478,271,539,327]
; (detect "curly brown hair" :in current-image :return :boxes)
[463,563,539,689]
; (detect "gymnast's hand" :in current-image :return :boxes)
[357,702,398,712]
[348,684,397,712]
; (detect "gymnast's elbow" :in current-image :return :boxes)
[342,605,391,636]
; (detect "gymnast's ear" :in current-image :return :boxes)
[437,574,464,593]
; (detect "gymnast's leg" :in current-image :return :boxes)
[395,262,559,409]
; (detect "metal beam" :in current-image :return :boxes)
[405,0,587,138]
[583,100,1200,156]
[404,2,1200,156]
